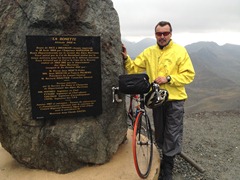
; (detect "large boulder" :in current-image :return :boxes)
[0,0,127,173]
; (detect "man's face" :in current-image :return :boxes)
[155,25,172,47]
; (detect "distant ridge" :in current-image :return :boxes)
[122,39,240,114]
[122,38,155,58]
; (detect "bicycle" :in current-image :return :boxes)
[112,75,168,179]
[112,86,153,179]
[132,93,153,179]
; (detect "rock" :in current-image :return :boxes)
[0,0,126,173]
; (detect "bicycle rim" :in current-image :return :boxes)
[132,112,153,179]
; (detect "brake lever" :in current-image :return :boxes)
[112,87,122,103]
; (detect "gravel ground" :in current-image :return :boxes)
[172,110,240,180]
[127,97,240,180]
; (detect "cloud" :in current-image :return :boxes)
[112,0,240,45]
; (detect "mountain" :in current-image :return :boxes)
[122,38,155,58]
[123,39,240,114]
[186,42,240,85]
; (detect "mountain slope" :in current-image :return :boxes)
[186,42,240,85]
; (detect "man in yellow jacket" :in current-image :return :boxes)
[122,21,195,180]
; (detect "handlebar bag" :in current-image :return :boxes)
[118,74,151,94]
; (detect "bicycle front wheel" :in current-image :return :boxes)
[132,112,153,179]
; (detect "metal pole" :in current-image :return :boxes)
[179,152,205,173]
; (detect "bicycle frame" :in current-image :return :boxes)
[127,94,140,127]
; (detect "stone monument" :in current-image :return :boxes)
[0,0,126,173]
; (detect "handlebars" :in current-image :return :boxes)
[112,82,160,104]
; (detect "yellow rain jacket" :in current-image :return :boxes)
[125,40,195,100]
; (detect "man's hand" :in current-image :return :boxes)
[122,44,128,60]
[155,76,168,85]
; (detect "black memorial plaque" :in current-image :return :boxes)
[26,36,102,119]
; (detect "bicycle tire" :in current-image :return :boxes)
[132,111,153,179]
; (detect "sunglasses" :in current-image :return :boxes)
[155,32,171,36]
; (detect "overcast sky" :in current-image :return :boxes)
[112,0,240,46]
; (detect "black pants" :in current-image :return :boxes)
[152,100,184,156]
